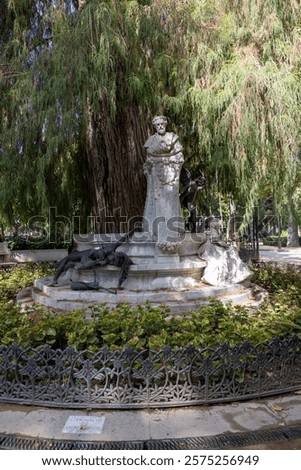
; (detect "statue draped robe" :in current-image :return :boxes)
[143,132,184,251]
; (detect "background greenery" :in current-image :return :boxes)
[1,1,301,242]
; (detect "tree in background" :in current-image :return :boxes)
[176,0,301,241]
[1,0,301,240]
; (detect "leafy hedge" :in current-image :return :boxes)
[0,264,52,300]
[262,236,301,247]
[0,264,301,351]
[5,236,70,250]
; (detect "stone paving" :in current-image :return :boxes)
[0,392,301,449]
[258,245,301,264]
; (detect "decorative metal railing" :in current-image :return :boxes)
[0,336,301,409]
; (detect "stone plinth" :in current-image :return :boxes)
[58,232,206,291]
[33,232,209,312]
[73,232,205,262]
[69,259,205,291]
[32,232,260,313]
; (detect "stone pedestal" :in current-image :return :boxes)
[68,232,206,291]
[33,231,259,313]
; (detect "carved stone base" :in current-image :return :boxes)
[32,232,260,313]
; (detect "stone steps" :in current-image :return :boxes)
[32,278,258,314]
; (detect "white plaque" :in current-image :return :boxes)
[62,415,105,434]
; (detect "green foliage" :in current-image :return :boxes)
[262,235,301,247]
[1,264,301,351]
[252,263,301,304]
[1,1,301,230]
[180,0,301,218]
[5,236,69,250]
[0,263,52,300]
[91,302,169,350]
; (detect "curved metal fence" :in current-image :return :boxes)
[0,336,301,409]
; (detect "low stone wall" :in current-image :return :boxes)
[10,249,67,263]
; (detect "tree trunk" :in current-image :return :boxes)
[83,102,150,234]
[287,202,300,247]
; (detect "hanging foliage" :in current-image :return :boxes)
[175,0,301,217]
[0,0,301,232]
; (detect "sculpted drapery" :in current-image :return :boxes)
[143,116,184,252]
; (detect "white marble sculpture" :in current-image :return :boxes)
[198,239,253,287]
[143,115,185,252]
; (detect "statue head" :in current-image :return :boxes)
[152,115,167,135]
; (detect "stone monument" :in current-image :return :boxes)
[143,115,184,252]
[33,116,257,313]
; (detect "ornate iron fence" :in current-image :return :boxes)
[0,336,301,409]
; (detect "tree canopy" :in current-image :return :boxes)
[1,0,301,236]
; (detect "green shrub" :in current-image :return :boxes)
[262,235,301,247]
[6,236,69,250]
[0,263,52,300]
[1,264,301,351]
